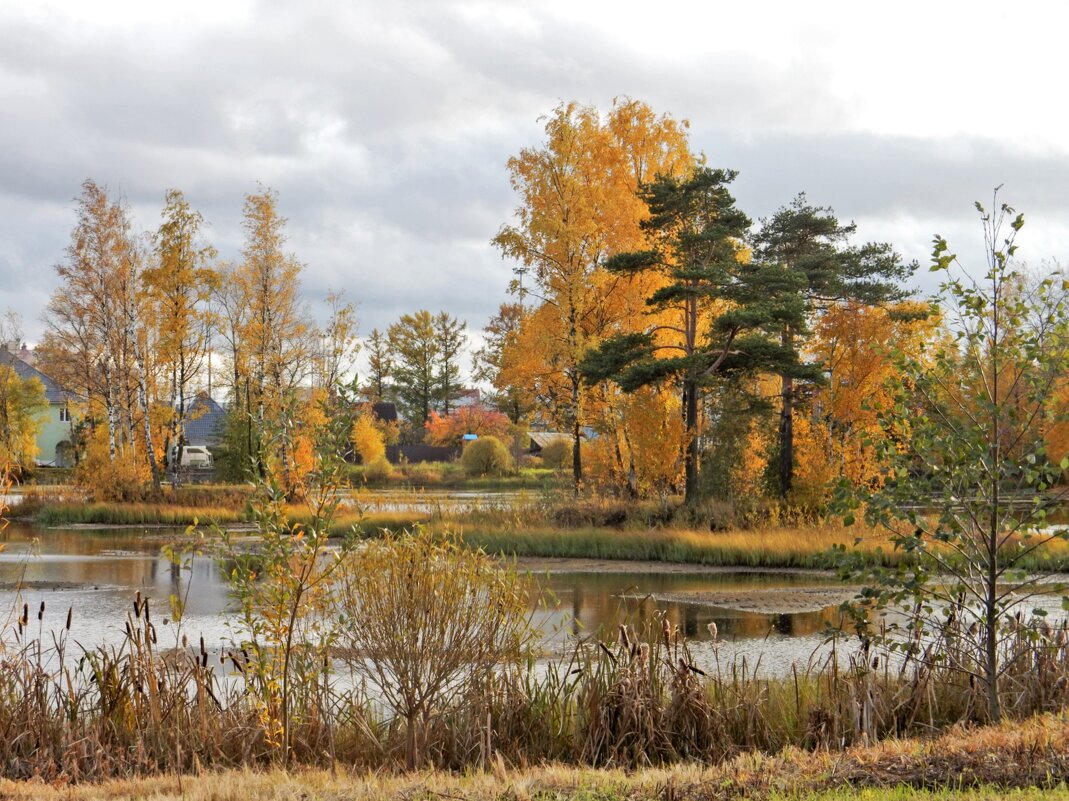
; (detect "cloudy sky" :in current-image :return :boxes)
[3,0,1068,354]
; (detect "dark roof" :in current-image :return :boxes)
[0,349,66,404]
[183,395,226,445]
[372,401,398,423]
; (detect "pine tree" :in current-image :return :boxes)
[434,312,466,415]
[754,194,914,498]
[364,328,392,403]
[581,167,817,504]
[387,311,438,429]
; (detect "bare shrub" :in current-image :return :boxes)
[333,528,534,768]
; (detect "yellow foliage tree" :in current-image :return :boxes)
[351,408,386,465]
[495,98,692,492]
[0,364,47,477]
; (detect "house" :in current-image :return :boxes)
[0,344,74,467]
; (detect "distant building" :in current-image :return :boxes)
[453,388,482,409]
[0,344,74,467]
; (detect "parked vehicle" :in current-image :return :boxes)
[173,445,213,468]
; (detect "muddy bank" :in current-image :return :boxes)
[631,586,859,615]
[515,556,834,578]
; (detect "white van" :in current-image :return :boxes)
[175,446,213,468]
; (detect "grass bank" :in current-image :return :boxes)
[347,462,561,491]
[2,713,1066,799]
[22,498,1069,572]
[459,524,888,569]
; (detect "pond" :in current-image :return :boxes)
[0,522,860,675]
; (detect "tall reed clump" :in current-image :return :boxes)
[0,597,265,780]
[445,612,1069,770]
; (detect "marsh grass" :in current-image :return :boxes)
[24,495,1069,572]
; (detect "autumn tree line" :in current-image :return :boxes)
[481,98,935,506]
[15,96,1069,507]
[17,178,481,498]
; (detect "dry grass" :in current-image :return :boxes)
[463,523,901,568]
[1,713,1066,800]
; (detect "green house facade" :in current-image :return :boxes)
[0,347,74,467]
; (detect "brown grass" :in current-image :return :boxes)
[0,713,1065,800]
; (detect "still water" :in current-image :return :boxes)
[0,523,856,674]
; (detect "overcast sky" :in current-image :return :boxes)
[3,0,1068,358]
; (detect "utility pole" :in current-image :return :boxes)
[513,265,528,309]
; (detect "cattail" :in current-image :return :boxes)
[707,622,718,643]
[37,601,44,621]
[65,607,72,631]
[618,624,630,651]
[598,641,617,665]
[662,617,672,645]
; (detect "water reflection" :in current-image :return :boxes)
[0,523,851,673]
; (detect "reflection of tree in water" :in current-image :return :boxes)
[557,582,845,643]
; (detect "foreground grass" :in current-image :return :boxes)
[3,713,1066,800]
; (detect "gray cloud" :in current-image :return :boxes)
[1,0,1067,358]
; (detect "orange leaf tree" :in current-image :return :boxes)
[494,99,691,493]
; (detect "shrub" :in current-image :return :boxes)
[460,436,512,477]
[539,438,570,469]
[75,447,153,503]
[333,528,534,769]
[363,454,393,483]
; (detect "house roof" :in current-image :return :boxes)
[183,394,226,445]
[372,401,398,423]
[0,349,66,404]
[529,431,573,449]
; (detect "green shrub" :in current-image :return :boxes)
[460,436,512,477]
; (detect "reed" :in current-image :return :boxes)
[0,586,1066,782]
